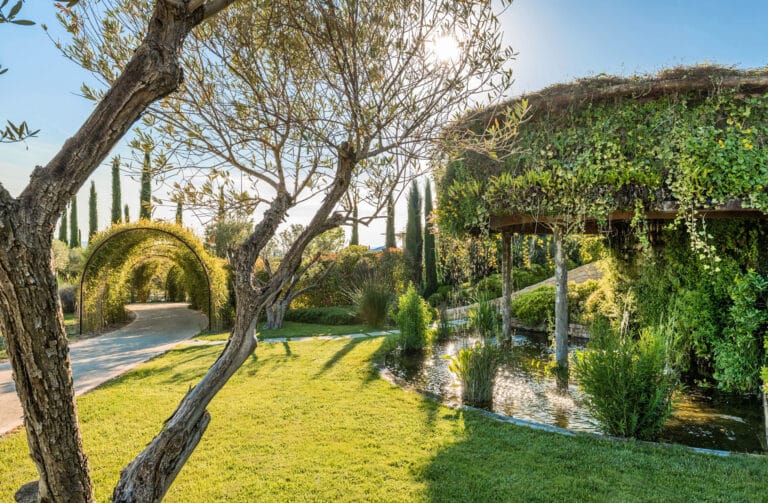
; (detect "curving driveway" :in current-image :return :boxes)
[0,303,207,436]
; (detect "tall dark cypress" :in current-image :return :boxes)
[69,196,79,248]
[404,182,422,287]
[111,156,122,224]
[175,200,183,225]
[139,151,152,220]
[385,194,396,249]
[423,179,438,296]
[58,209,68,244]
[124,204,130,223]
[350,204,359,246]
[88,181,98,241]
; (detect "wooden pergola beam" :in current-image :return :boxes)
[490,206,767,235]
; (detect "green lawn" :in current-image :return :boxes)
[196,321,383,341]
[1,338,766,502]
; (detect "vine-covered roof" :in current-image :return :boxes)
[437,65,768,236]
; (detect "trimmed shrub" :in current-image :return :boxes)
[574,325,676,439]
[284,306,359,325]
[395,285,432,352]
[58,284,77,314]
[449,341,501,407]
[513,264,551,291]
[475,274,502,299]
[510,286,555,326]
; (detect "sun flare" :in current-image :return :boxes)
[430,34,461,63]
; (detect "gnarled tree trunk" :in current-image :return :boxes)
[0,222,92,503]
[265,299,289,330]
[0,2,237,501]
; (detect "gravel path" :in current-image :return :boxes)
[0,303,206,437]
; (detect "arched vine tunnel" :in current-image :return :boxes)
[78,221,230,334]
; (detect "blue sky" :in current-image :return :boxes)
[1,0,767,246]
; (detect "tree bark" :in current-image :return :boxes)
[553,226,569,383]
[0,224,92,503]
[0,2,237,501]
[265,300,288,330]
[501,230,512,342]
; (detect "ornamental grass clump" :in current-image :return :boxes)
[468,294,500,337]
[574,323,676,440]
[351,278,393,329]
[395,285,433,352]
[449,341,501,407]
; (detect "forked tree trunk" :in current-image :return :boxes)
[113,147,355,502]
[0,225,93,503]
[501,230,512,341]
[264,299,289,330]
[553,226,569,383]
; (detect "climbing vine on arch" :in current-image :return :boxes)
[79,221,230,332]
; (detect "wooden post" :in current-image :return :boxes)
[553,226,569,381]
[501,230,513,341]
[763,389,768,450]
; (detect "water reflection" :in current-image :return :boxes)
[383,330,765,453]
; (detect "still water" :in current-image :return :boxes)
[382,331,766,453]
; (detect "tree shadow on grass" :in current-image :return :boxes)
[313,337,368,378]
[95,345,218,390]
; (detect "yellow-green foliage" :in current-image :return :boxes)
[80,220,229,331]
[438,68,768,237]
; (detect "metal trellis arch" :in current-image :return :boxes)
[78,226,213,334]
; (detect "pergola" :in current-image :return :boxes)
[448,66,768,377]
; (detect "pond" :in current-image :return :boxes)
[382,330,767,454]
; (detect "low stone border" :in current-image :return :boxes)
[373,362,745,458]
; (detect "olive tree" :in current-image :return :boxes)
[9,0,515,500]
[0,2,238,502]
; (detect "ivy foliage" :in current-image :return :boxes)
[80,221,229,332]
[437,67,768,236]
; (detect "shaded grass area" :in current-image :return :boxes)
[1,338,767,502]
[196,321,378,341]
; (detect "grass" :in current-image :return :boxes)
[1,338,766,502]
[196,321,381,342]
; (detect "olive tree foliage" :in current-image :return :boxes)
[59,0,514,500]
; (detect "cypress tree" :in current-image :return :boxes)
[69,196,79,248]
[423,179,438,296]
[139,151,152,220]
[217,186,226,221]
[88,181,98,241]
[58,209,68,244]
[350,204,359,246]
[175,200,183,225]
[124,204,130,224]
[404,182,422,287]
[111,156,122,224]
[385,194,396,249]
